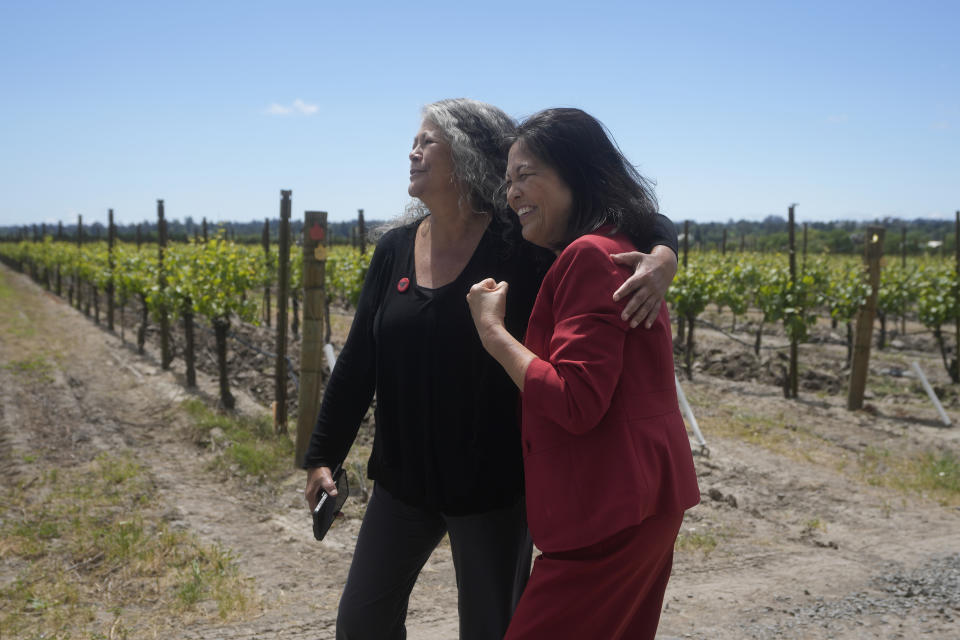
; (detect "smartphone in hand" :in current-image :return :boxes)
[313,467,349,541]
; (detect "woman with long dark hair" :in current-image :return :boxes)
[304,99,681,639]
[468,107,700,639]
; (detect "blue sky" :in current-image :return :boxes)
[1,0,956,228]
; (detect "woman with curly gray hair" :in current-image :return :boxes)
[303,98,679,640]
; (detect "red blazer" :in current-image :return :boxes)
[521,230,700,553]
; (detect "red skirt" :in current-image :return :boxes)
[504,512,683,640]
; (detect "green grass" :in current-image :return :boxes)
[0,452,257,638]
[803,517,827,533]
[699,395,960,507]
[0,272,12,302]
[858,447,960,505]
[707,406,816,457]
[0,271,36,338]
[183,398,295,480]
[675,528,720,555]
[174,545,248,616]
[4,355,54,382]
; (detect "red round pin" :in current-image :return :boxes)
[397,277,410,292]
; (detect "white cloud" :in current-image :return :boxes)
[932,121,951,130]
[266,103,293,115]
[292,99,318,115]
[827,114,848,124]
[265,99,319,116]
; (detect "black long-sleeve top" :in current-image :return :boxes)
[303,212,677,515]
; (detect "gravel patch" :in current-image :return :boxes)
[736,554,960,638]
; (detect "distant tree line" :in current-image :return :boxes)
[0,217,379,246]
[674,216,954,256]
[0,215,955,255]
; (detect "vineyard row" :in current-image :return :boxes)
[2,236,957,403]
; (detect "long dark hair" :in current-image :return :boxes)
[510,108,658,250]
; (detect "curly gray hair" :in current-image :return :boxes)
[387,98,516,231]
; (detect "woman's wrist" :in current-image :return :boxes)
[479,323,535,391]
[478,321,509,351]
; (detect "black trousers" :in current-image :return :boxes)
[336,484,533,640]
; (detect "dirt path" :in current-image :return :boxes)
[0,266,459,639]
[2,263,959,639]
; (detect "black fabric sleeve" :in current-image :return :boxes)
[638,212,679,256]
[301,232,395,470]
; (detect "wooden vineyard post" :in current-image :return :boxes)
[901,227,907,268]
[182,310,197,388]
[677,220,690,345]
[55,222,62,296]
[358,208,367,255]
[325,283,333,344]
[29,225,38,281]
[900,226,907,335]
[787,205,798,399]
[40,225,50,290]
[76,214,83,311]
[295,210,328,467]
[107,209,115,332]
[42,225,51,289]
[93,219,100,324]
[721,227,727,255]
[182,212,197,389]
[955,211,960,382]
[274,191,292,435]
[802,223,808,273]
[847,226,885,410]
[157,200,172,370]
[84,215,92,317]
[263,218,272,328]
